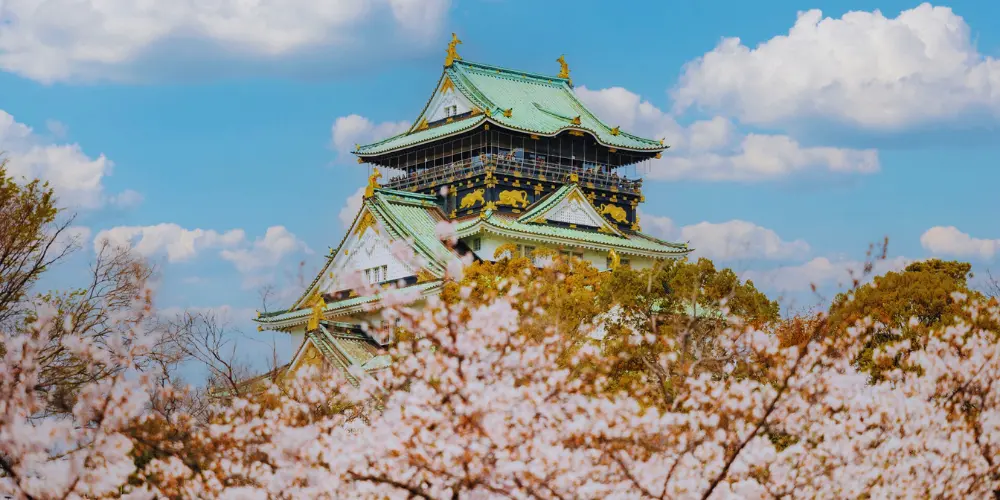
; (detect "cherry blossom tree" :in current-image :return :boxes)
[2,223,1000,498]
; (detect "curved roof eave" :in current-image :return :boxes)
[355,118,669,158]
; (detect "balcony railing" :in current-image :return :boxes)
[382,153,643,195]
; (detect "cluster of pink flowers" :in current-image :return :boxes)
[2,250,999,498]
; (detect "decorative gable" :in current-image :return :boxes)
[521,186,624,236]
[332,212,416,287]
[546,191,606,227]
[422,77,475,124]
[288,340,329,376]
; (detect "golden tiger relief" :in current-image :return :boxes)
[497,190,529,209]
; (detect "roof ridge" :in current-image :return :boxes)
[374,187,439,201]
[452,59,569,86]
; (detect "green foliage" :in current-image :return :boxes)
[0,156,63,327]
[446,252,780,408]
[827,259,989,380]
[595,257,779,406]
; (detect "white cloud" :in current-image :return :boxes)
[920,226,1000,259]
[110,189,144,209]
[331,114,409,159]
[0,0,451,83]
[672,4,1000,130]
[638,212,677,242]
[743,256,912,292]
[220,226,311,274]
[94,223,245,262]
[339,186,366,229]
[640,211,809,261]
[95,223,311,281]
[45,120,68,139]
[0,110,122,209]
[575,87,879,181]
[680,220,810,261]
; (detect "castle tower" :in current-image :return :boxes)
[250,37,691,388]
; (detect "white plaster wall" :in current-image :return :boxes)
[328,228,415,288]
[289,326,306,354]
[426,87,474,123]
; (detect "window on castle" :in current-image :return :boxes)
[606,257,631,269]
[364,265,389,284]
[560,250,584,261]
[472,237,481,251]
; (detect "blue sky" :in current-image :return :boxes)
[2,0,998,373]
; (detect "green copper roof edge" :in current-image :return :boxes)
[453,59,570,86]
[356,58,666,156]
[287,190,455,313]
[448,63,496,113]
[406,71,448,134]
[454,60,661,149]
[629,230,691,250]
[456,216,691,258]
[370,192,451,274]
[319,324,367,367]
[374,187,438,202]
[258,281,444,326]
[355,116,487,156]
[289,195,376,310]
[290,193,420,310]
[309,329,359,385]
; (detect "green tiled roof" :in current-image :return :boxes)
[304,324,390,386]
[357,116,487,156]
[258,280,442,325]
[457,211,690,258]
[282,187,454,313]
[355,60,666,156]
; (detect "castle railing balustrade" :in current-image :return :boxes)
[382,153,643,195]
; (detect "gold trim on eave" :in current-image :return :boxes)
[440,76,455,93]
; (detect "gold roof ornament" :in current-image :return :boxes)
[610,126,620,136]
[306,291,327,331]
[445,33,462,67]
[556,55,572,86]
[571,115,581,126]
[440,76,455,93]
[364,167,382,198]
[503,108,512,118]
[608,248,621,270]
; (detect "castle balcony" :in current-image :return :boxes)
[382,152,643,196]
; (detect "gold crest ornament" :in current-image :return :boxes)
[364,167,382,198]
[445,33,462,67]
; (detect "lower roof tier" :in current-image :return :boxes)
[254,185,691,332]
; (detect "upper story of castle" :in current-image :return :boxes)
[352,34,667,232]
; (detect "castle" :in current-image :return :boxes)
[251,35,691,385]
